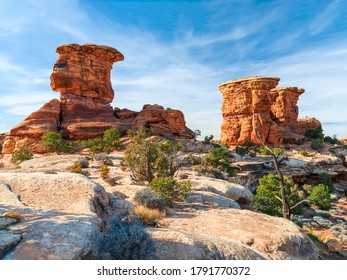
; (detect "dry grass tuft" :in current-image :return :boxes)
[131,205,166,227]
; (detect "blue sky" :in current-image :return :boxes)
[1,0,347,138]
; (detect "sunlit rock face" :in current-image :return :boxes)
[219,76,315,146]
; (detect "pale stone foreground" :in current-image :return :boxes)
[0,152,323,260]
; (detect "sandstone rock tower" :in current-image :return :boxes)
[1,43,194,154]
[219,76,320,146]
[50,44,129,139]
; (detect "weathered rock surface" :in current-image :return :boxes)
[165,208,318,260]
[220,76,279,145]
[189,176,253,204]
[185,191,241,209]
[0,172,109,215]
[0,231,22,259]
[59,94,130,140]
[50,44,124,102]
[2,99,61,154]
[270,87,304,129]
[219,76,320,146]
[18,154,83,172]
[149,228,267,260]
[2,209,97,260]
[0,171,128,260]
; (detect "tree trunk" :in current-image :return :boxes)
[273,155,291,219]
[146,149,154,182]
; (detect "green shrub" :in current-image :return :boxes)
[124,129,183,182]
[304,126,324,141]
[272,148,284,156]
[78,128,122,154]
[102,128,122,152]
[103,158,113,166]
[318,173,334,192]
[311,139,324,151]
[235,141,261,157]
[193,129,201,140]
[186,154,201,165]
[300,150,309,157]
[252,174,303,217]
[149,177,191,206]
[90,213,156,260]
[202,148,235,177]
[134,188,166,210]
[203,135,214,144]
[260,148,271,155]
[328,148,336,154]
[324,135,338,144]
[308,184,331,210]
[11,145,33,164]
[41,132,70,153]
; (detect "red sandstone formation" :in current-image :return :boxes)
[51,44,129,140]
[114,104,195,139]
[2,99,61,154]
[219,76,319,146]
[270,87,304,129]
[2,43,194,154]
[219,76,280,145]
[297,117,322,135]
[51,44,124,102]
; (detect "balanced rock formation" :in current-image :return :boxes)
[2,43,194,154]
[51,44,129,140]
[114,104,195,139]
[219,76,320,146]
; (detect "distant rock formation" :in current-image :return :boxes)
[114,104,194,139]
[2,44,194,154]
[219,76,321,146]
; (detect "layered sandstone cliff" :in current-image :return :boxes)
[2,43,194,154]
[219,76,320,146]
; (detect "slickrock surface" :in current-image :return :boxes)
[219,76,320,145]
[164,208,318,260]
[149,228,267,260]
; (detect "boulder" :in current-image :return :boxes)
[185,191,241,209]
[0,173,110,215]
[165,208,318,260]
[326,239,343,254]
[3,209,98,260]
[0,171,133,260]
[189,176,253,204]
